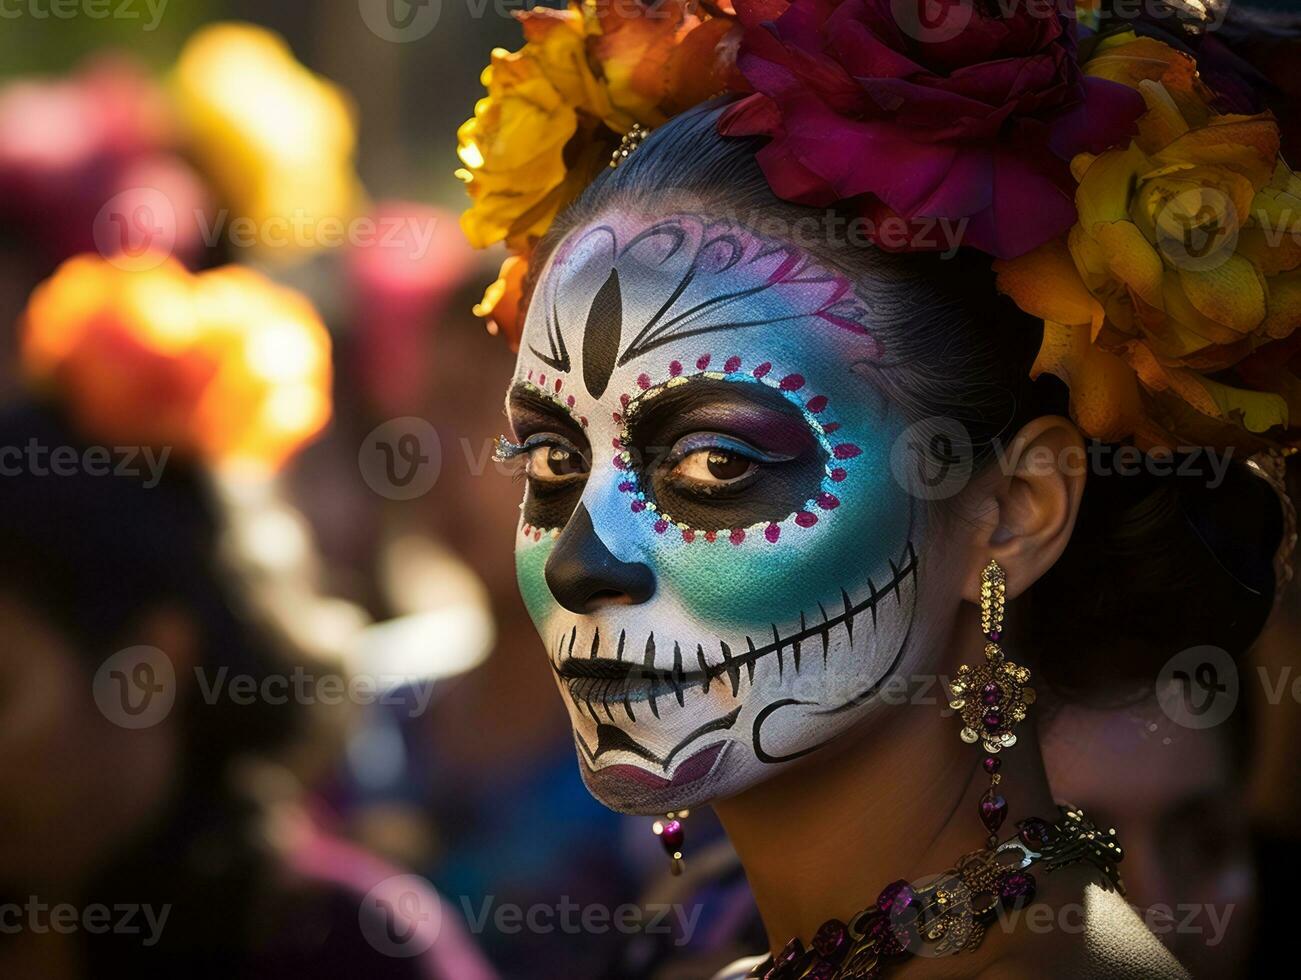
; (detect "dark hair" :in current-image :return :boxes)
[531,101,1288,702]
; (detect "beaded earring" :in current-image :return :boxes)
[948,559,1036,845]
[652,810,688,876]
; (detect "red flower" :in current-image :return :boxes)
[719,0,1145,258]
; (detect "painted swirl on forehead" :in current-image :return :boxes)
[532,215,883,397]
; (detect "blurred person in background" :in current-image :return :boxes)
[1042,686,1258,979]
[0,255,495,980]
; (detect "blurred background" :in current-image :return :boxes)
[0,4,754,978]
[0,3,1296,979]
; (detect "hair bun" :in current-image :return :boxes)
[1028,450,1287,700]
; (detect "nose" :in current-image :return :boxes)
[544,503,656,613]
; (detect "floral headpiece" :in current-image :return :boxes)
[457,0,1301,454]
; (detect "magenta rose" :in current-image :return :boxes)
[719,0,1146,258]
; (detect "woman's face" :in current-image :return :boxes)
[505,212,935,813]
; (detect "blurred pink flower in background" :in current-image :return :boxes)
[0,56,209,267]
[347,201,475,417]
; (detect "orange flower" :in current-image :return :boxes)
[588,0,733,124]
[997,33,1301,451]
[21,254,332,472]
[473,254,531,352]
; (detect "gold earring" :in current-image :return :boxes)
[948,559,1036,845]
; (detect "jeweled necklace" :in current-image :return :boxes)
[742,561,1126,980]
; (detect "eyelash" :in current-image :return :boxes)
[494,433,580,461]
[661,432,788,468]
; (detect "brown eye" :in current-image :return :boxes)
[706,451,752,482]
[526,443,588,482]
[671,448,758,487]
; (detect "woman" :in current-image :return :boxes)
[460,1,1298,977]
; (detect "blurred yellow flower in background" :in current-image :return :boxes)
[21,254,332,472]
[170,23,363,263]
[998,32,1301,451]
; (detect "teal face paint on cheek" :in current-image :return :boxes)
[660,421,914,632]
[515,534,558,627]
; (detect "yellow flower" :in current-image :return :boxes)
[457,46,583,251]
[998,34,1301,451]
[21,254,332,473]
[170,23,363,263]
[457,1,735,254]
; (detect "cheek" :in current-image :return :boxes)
[655,425,915,630]
[515,535,559,628]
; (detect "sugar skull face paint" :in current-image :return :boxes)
[504,213,923,814]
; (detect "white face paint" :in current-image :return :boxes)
[503,213,923,814]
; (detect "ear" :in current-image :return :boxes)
[959,416,1086,603]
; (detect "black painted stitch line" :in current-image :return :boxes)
[550,541,918,718]
[572,705,741,772]
[672,642,685,707]
[817,601,832,663]
[645,633,660,719]
[721,641,738,696]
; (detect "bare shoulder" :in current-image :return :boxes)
[978,885,1189,980]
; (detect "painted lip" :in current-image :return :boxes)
[583,741,726,794]
[550,539,918,722]
[559,658,709,706]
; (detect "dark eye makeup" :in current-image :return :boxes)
[503,376,828,533]
[625,378,827,531]
[503,384,591,529]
